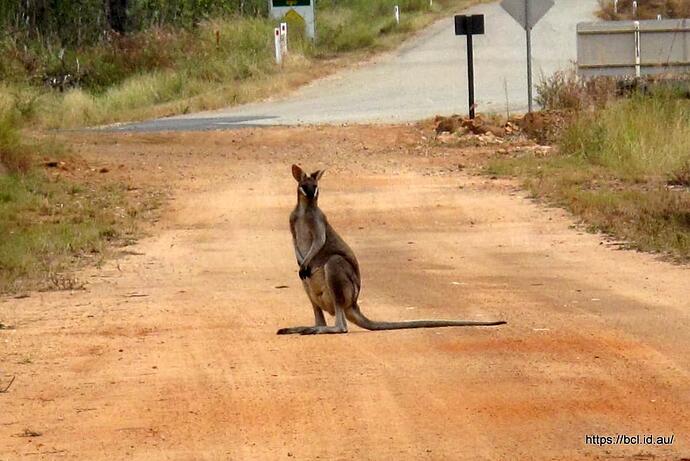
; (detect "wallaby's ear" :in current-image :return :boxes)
[311,169,325,181]
[292,164,306,182]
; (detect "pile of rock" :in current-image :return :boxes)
[433,114,523,146]
[433,110,572,146]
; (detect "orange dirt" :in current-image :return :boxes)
[1,125,688,460]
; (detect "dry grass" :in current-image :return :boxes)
[598,0,690,20]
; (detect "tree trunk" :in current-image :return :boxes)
[107,0,128,33]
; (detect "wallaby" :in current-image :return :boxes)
[277,164,507,335]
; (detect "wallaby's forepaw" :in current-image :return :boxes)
[298,266,312,280]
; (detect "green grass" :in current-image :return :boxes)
[0,170,149,293]
[486,95,690,261]
[560,94,690,181]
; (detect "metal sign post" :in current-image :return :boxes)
[455,14,485,119]
[500,0,554,112]
[525,0,533,112]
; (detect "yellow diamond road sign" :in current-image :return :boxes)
[284,9,305,25]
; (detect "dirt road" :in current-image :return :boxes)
[1,126,688,460]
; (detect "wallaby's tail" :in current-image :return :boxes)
[348,304,506,331]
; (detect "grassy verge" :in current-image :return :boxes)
[0,108,158,293]
[1,0,479,129]
[486,94,690,261]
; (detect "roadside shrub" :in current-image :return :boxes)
[0,92,32,174]
[598,0,690,20]
[536,69,617,111]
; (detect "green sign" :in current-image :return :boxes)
[272,0,311,6]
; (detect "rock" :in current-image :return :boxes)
[436,132,457,144]
[435,116,458,134]
[461,118,488,135]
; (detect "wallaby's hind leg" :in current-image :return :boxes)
[276,300,327,335]
[298,256,354,335]
[312,302,327,327]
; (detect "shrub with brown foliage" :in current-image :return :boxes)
[599,0,690,20]
[535,69,618,112]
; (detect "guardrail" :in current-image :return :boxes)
[577,19,690,78]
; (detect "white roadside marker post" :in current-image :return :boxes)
[274,28,282,65]
[632,1,637,18]
[395,5,400,25]
[614,0,618,14]
[280,22,288,56]
[634,20,641,77]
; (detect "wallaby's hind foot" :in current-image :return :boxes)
[298,325,347,335]
[276,326,313,335]
[276,325,347,335]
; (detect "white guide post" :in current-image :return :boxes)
[280,22,288,55]
[634,20,641,77]
[274,27,282,65]
[395,5,400,24]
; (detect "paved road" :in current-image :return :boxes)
[112,0,598,132]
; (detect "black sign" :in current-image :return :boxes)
[454,15,484,119]
[272,0,311,6]
[455,14,485,36]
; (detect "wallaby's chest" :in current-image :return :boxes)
[293,215,316,257]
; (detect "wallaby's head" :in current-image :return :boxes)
[292,164,325,201]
